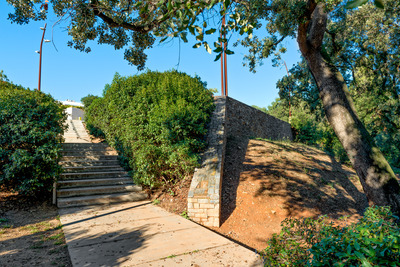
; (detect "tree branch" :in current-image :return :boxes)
[307,3,327,50]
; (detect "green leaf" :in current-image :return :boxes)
[159,37,168,43]
[167,0,172,11]
[214,53,222,61]
[196,34,204,41]
[205,28,216,35]
[374,0,384,8]
[180,32,188,43]
[225,49,234,55]
[188,26,195,35]
[192,42,201,49]
[195,26,202,34]
[223,0,231,11]
[345,0,368,9]
[203,42,212,54]
[213,47,222,53]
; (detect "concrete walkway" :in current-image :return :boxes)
[59,201,263,266]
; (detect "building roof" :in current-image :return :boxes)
[60,100,84,107]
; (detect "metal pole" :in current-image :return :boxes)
[38,23,47,92]
[220,12,228,96]
[223,22,228,96]
[220,28,224,96]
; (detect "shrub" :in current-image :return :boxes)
[260,206,400,266]
[81,94,100,110]
[0,80,66,196]
[86,70,215,187]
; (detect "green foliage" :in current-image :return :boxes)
[260,206,400,266]
[5,0,255,69]
[266,98,350,164]
[86,70,215,187]
[0,78,66,196]
[80,94,100,110]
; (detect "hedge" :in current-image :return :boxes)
[85,70,215,187]
[0,80,66,196]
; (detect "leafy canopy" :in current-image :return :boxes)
[5,0,384,71]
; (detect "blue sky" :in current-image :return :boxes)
[0,3,301,108]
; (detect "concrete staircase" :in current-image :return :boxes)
[57,120,147,208]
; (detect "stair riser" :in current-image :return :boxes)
[60,175,130,181]
[62,147,116,152]
[60,161,120,167]
[61,155,119,161]
[58,179,133,189]
[62,167,125,173]
[57,192,148,208]
[57,186,142,198]
[62,143,109,148]
[61,151,118,156]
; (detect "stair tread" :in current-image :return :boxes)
[61,170,128,176]
[63,166,124,170]
[59,124,148,207]
[58,177,132,183]
[57,192,148,207]
[58,184,140,192]
[64,165,122,168]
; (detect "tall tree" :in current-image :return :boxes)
[5,0,400,214]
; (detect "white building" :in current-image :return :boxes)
[61,99,84,107]
[65,107,85,121]
[61,100,85,121]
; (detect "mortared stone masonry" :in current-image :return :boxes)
[187,96,293,227]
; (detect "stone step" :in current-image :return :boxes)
[61,155,119,161]
[60,160,120,167]
[62,165,125,173]
[57,177,133,189]
[60,171,130,180]
[63,140,91,144]
[59,120,148,208]
[61,150,118,156]
[61,148,117,154]
[57,191,148,208]
[62,143,110,149]
[57,184,143,198]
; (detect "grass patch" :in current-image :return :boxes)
[24,225,40,233]
[45,232,64,241]
[166,254,177,259]
[30,241,45,249]
[180,210,189,219]
[54,240,64,245]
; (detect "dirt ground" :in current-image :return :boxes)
[0,138,386,264]
[151,138,371,251]
[215,138,369,251]
[0,190,72,267]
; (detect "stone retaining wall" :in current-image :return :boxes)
[187,96,292,227]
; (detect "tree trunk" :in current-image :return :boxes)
[297,2,400,215]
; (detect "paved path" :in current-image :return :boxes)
[59,201,263,266]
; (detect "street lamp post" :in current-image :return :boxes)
[36,23,50,92]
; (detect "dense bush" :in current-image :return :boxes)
[0,78,66,196]
[86,70,215,187]
[81,94,100,110]
[260,206,400,266]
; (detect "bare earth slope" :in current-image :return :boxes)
[216,138,369,251]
